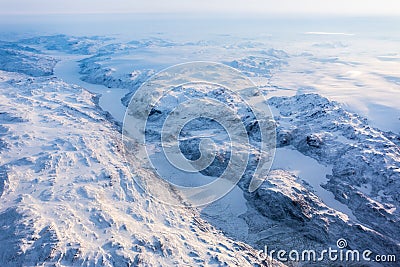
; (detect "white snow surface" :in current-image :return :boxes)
[0,25,399,265]
[271,147,356,221]
[0,71,276,266]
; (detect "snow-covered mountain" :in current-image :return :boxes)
[0,69,277,266]
[0,31,399,266]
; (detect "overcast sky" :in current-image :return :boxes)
[0,0,399,15]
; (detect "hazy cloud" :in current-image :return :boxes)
[0,0,399,15]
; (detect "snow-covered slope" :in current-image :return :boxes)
[0,70,278,266]
[1,31,399,266]
[202,93,400,261]
[267,94,400,242]
[0,41,57,76]
[175,92,400,263]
